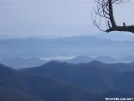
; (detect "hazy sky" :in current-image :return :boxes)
[0,0,134,37]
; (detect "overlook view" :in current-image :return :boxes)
[0,0,134,101]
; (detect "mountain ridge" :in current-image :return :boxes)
[0,62,134,101]
[22,61,134,93]
[1,35,134,59]
[2,55,134,68]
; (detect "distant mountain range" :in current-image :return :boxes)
[90,32,134,41]
[63,55,119,64]
[65,55,134,63]
[1,33,134,101]
[2,55,134,68]
[1,35,134,60]
[1,32,134,41]
[0,62,134,101]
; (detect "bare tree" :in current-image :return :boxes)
[92,0,134,33]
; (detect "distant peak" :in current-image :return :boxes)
[43,61,70,66]
[89,60,104,64]
[44,61,63,65]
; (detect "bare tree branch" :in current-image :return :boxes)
[92,0,134,33]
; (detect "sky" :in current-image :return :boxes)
[0,0,134,37]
